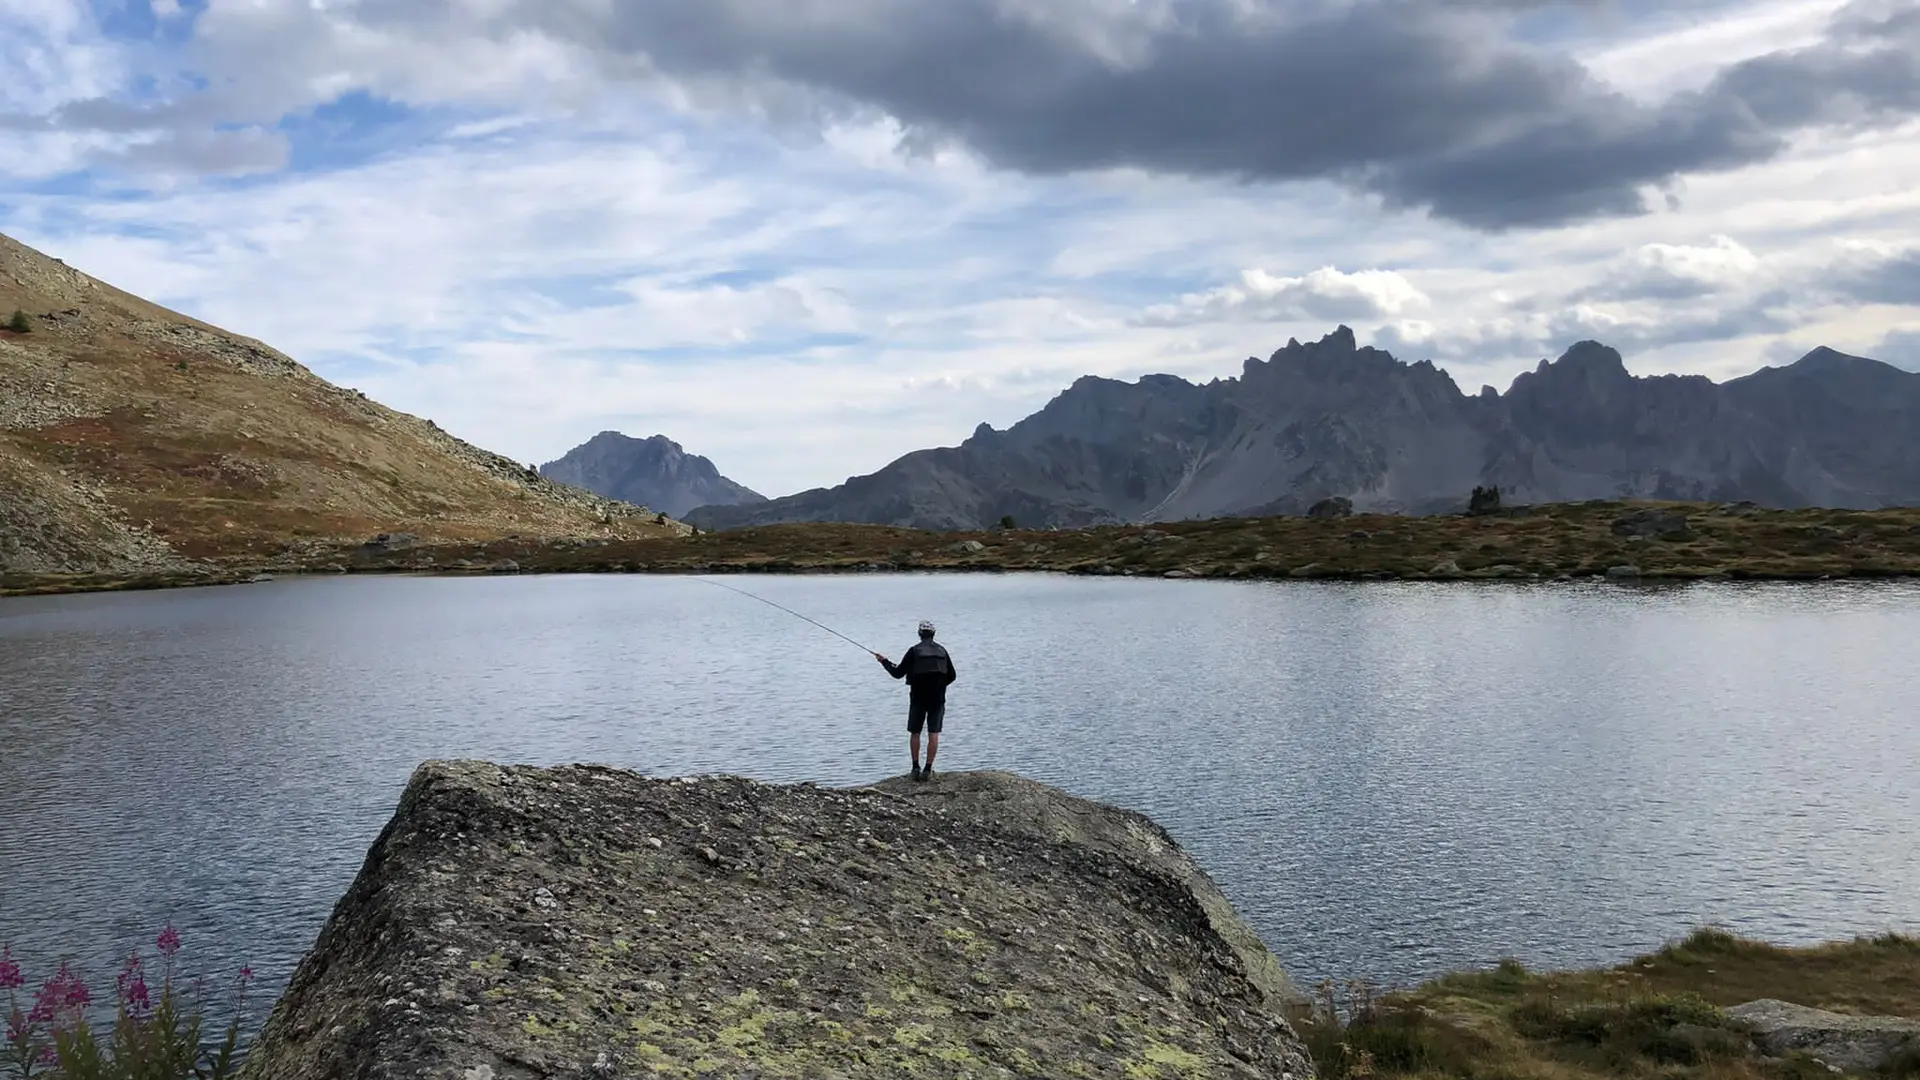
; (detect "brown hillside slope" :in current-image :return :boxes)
[0,232,681,574]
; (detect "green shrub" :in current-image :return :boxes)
[1297,979,1495,1080]
[5,310,28,333]
[1509,992,1742,1068]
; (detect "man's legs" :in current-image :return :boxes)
[922,702,944,778]
[908,703,926,779]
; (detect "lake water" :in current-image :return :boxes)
[2,573,1917,1027]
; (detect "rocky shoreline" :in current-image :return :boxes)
[7,500,1920,598]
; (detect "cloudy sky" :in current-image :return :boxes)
[1,0,1915,497]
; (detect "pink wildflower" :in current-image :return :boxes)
[156,924,182,958]
[239,966,253,984]
[0,946,21,991]
[27,977,58,1026]
[28,964,90,1025]
[117,954,151,1014]
[59,970,90,1012]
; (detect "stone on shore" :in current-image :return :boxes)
[1610,509,1692,540]
[1727,998,1920,1073]
[239,762,1315,1080]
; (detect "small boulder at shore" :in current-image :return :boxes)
[239,762,1314,1080]
[1611,508,1692,540]
[1306,496,1353,519]
[359,532,420,553]
[1727,998,1920,1072]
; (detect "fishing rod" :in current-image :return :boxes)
[695,576,879,656]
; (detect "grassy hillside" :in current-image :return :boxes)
[0,231,681,577]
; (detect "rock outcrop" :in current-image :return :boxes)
[540,433,765,520]
[0,231,682,576]
[240,762,1315,1080]
[870,770,1306,1013]
[686,328,1920,532]
[1727,999,1920,1072]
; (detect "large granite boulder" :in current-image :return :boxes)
[240,762,1315,1080]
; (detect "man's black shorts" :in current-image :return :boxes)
[908,699,945,735]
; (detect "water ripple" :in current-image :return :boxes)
[1,574,1917,1010]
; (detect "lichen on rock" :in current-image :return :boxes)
[239,762,1316,1080]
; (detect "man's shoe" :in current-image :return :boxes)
[921,763,935,781]
[910,765,924,782]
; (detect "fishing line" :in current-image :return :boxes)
[695,576,878,656]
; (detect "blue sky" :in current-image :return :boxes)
[1,0,1915,497]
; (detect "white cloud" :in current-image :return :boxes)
[1580,0,1849,100]
[0,0,122,114]
[1137,267,1432,328]
[1629,236,1764,291]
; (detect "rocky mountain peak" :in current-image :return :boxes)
[1549,340,1630,379]
[1266,325,1360,365]
[540,432,763,519]
[1507,340,1632,399]
[1783,346,1895,379]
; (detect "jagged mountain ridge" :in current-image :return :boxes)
[685,327,1920,531]
[539,432,764,519]
[0,231,681,575]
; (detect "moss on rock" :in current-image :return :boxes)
[239,762,1316,1080]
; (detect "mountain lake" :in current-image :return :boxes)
[2,572,1916,1029]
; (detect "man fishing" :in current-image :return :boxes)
[874,621,957,782]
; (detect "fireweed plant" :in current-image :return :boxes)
[1,925,253,1078]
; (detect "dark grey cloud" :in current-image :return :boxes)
[1581,273,1722,304]
[15,0,1917,227]
[1838,250,1920,306]
[1870,329,1920,371]
[490,0,1920,231]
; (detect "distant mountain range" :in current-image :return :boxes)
[540,432,765,519]
[681,326,1920,531]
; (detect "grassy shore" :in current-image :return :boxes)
[1295,929,1920,1080]
[6,500,1920,597]
[333,499,1920,583]
[0,567,258,598]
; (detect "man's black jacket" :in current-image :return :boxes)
[882,640,957,702]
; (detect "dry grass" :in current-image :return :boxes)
[0,231,678,577]
[1290,930,1920,1080]
[321,500,1920,583]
